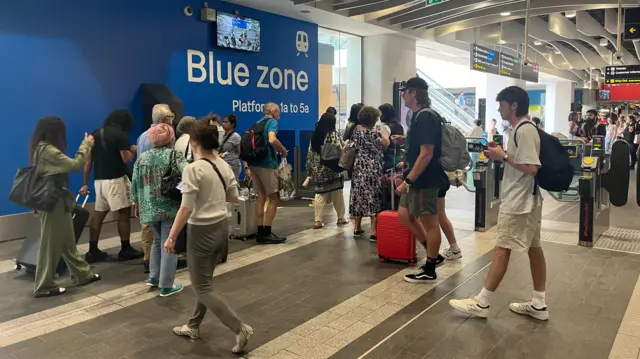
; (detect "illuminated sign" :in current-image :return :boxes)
[467,142,486,153]
[592,135,604,149]
[564,145,579,158]
[470,43,539,83]
[604,65,640,84]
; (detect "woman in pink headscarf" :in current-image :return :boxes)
[131,123,188,297]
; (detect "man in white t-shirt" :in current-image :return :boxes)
[449,86,549,321]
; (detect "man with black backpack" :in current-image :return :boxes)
[450,86,554,322]
[240,102,288,244]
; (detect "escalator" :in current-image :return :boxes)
[416,69,475,132]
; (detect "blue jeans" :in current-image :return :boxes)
[149,219,178,289]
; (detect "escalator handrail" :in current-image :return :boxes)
[416,69,477,120]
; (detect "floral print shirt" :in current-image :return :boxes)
[131,147,188,223]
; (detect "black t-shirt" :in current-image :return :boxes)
[91,126,131,180]
[404,108,446,189]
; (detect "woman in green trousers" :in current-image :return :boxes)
[30,117,101,298]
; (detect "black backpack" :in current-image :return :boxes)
[514,122,574,192]
[240,119,269,164]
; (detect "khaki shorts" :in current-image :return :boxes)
[94,175,132,212]
[250,166,279,195]
[399,187,439,217]
[496,206,543,250]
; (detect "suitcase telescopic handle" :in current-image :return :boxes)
[75,194,90,208]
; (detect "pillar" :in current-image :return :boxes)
[362,34,416,106]
[475,74,526,129]
[345,37,362,112]
[545,81,573,134]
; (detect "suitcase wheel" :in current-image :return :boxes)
[408,257,418,266]
[14,263,22,271]
[378,256,386,263]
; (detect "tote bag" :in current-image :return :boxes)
[9,145,63,212]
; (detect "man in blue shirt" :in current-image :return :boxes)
[136,104,174,272]
[249,102,288,244]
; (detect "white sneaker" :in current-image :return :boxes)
[509,302,549,321]
[231,323,253,354]
[441,247,462,260]
[449,298,490,318]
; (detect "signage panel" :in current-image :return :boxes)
[470,44,499,75]
[499,52,521,79]
[469,43,538,83]
[604,65,640,84]
[564,145,579,158]
[521,62,540,83]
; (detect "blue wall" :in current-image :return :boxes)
[0,0,318,215]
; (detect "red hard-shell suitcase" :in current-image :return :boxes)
[376,145,417,265]
[377,211,417,265]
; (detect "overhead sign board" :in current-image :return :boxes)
[469,43,539,83]
[426,0,450,4]
[624,8,640,41]
[604,65,640,84]
[470,44,499,75]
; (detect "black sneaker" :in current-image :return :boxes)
[404,265,437,283]
[118,247,144,261]
[143,260,150,274]
[85,250,108,264]
[256,232,287,244]
[435,254,445,267]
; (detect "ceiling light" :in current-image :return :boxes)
[554,50,561,54]
[500,12,511,16]
[534,40,543,46]
[599,38,608,47]
[565,11,576,18]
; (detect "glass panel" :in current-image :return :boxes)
[318,28,362,133]
[547,139,586,201]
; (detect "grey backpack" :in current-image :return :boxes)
[416,109,471,173]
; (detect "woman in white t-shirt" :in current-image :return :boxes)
[165,118,253,354]
[468,119,484,137]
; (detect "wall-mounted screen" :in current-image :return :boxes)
[216,12,261,52]
[598,89,611,101]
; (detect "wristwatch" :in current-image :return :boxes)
[404,177,414,185]
[167,237,176,243]
[503,154,509,162]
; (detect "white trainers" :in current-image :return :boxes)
[509,302,549,321]
[232,323,254,354]
[441,247,462,260]
[173,324,200,340]
[449,298,490,318]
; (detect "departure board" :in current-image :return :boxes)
[604,65,640,84]
[470,44,499,75]
[469,43,539,83]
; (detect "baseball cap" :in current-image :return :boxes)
[399,77,428,91]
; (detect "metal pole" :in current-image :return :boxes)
[617,0,623,52]
[523,0,531,62]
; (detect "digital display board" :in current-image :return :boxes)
[470,43,538,83]
[592,135,604,149]
[564,145,579,158]
[493,134,504,147]
[499,52,521,79]
[521,62,540,83]
[470,44,499,75]
[604,65,640,84]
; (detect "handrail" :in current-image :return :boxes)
[416,69,477,120]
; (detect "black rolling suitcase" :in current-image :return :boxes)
[16,195,90,277]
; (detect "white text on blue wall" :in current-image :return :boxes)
[187,50,309,91]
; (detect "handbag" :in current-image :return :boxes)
[320,133,343,172]
[9,145,63,212]
[174,158,227,254]
[161,150,182,202]
[339,141,356,171]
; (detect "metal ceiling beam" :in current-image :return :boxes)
[334,0,389,11]
[389,0,506,26]
[292,0,320,4]
[432,4,633,35]
[348,0,418,18]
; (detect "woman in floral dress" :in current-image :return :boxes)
[349,106,390,241]
[306,113,349,229]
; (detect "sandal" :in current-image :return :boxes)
[312,221,324,229]
[34,287,66,298]
[337,218,349,226]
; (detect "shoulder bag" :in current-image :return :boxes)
[9,145,63,212]
[160,150,183,202]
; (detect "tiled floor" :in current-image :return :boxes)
[0,186,638,359]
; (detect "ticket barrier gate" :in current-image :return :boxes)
[578,139,630,247]
[466,137,503,232]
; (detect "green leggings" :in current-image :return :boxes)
[34,200,94,295]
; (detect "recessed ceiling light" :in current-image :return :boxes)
[599,38,608,47]
[534,40,543,46]
[500,12,511,16]
[565,11,576,18]
[554,50,561,54]
[300,9,311,14]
